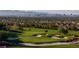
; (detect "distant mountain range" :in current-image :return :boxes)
[0,10,78,17]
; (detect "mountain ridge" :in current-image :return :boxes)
[0,10,78,17]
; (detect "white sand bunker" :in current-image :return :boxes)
[51,36,60,39]
[36,35,42,38]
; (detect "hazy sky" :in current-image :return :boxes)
[31,10,79,15]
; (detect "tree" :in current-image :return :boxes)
[0,22,6,30]
[45,30,48,33]
[59,27,68,34]
[0,31,8,41]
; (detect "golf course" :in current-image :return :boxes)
[14,27,79,48]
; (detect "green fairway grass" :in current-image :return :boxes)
[19,28,60,43]
[18,28,79,44]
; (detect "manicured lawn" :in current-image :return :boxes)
[19,28,79,44]
[19,28,60,43]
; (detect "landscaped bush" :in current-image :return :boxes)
[32,34,38,36]
[58,35,64,38]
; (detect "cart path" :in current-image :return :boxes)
[19,41,79,46]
